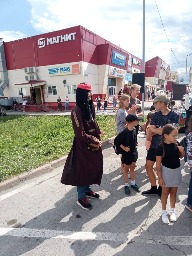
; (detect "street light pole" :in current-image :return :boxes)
[142,0,145,116]
[186,53,192,83]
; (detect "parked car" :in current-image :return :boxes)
[0,105,6,116]
[156,90,165,96]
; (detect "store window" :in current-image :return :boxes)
[108,78,116,86]
[48,86,57,95]
[67,85,71,94]
[72,85,77,94]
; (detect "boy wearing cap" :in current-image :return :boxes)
[114,114,140,195]
[61,82,103,210]
[142,95,179,196]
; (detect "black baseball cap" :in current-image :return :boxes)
[125,114,140,122]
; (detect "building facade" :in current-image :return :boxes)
[0,25,142,109]
[145,56,170,89]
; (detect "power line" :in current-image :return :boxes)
[154,0,184,67]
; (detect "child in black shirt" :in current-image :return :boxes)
[156,124,185,224]
[114,114,140,195]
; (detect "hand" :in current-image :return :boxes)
[100,130,105,136]
[149,126,155,133]
[127,109,135,115]
[124,146,130,152]
[158,177,165,187]
[131,104,137,111]
[177,145,184,153]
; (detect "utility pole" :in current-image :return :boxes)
[186,53,192,83]
[142,0,145,117]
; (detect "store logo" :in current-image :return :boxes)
[38,32,76,48]
[38,38,46,48]
[132,57,141,66]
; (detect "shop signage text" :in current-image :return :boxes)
[109,66,126,78]
[132,57,141,66]
[48,64,80,76]
[111,51,126,67]
[38,32,76,48]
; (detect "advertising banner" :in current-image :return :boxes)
[109,66,126,78]
[48,64,80,76]
[111,51,126,67]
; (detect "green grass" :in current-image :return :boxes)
[0,115,116,182]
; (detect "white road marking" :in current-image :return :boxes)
[0,227,127,242]
[0,227,192,245]
[0,183,35,202]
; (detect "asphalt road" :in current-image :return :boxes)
[0,133,192,256]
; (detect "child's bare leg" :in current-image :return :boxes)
[161,187,170,211]
[129,162,136,181]
[123,164,130,183]
[170,187,177,209]
[169,187,177,221]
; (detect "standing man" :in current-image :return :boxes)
[61,83,103,210]
[57,96,62,111]
[142,95,179,196]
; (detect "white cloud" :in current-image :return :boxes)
[0,31,28,42]
[2,0,192,73]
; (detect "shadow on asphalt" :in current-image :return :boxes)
[1,144,192,256]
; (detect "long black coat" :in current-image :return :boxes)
[61,106,103,186]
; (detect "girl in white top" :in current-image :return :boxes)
[116,94,130,175]
[116,94,130,134]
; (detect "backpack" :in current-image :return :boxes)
[113,129,131,155]
[113,142,124,155]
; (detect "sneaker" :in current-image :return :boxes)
[86,191,100,199]
[141,187,159,196]
[77,198,92,210]
[124,186,131,195]
[170,212,177,222]
[185,205,192,213]
[162,213,170,224]
[131,184,140,192]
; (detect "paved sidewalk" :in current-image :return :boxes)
[0,134,191,256]
[5,101,154,116]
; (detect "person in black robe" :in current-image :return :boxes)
[61,82,103,210]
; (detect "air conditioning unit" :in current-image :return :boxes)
[30,74,38,80]
[24,67,37,73]
[25,75,30,81]
[29,67,37,73]
[24,67,30,73]
[25,74,38,81]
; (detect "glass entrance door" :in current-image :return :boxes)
[108,86,116,96]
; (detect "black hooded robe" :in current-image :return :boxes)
[61,106,103,186]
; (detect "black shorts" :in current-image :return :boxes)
[146,147,157,162]
[121,151,138,165]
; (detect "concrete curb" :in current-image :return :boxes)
[0,137,114,192]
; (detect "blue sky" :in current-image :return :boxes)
[1,0,192,75]
[0,0,32,33]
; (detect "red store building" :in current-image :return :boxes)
[0,25,142,110]
[145,56,170,89]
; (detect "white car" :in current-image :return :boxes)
[156,90,165,96]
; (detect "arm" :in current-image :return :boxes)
[120,144,130,152]
[156,156,165,187]
[71,109,101,149]
[149,125,163,135]
[177,146,185,158]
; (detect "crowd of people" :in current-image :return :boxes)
[61,82,192,225]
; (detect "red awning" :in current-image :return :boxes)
[15,80,46,87]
